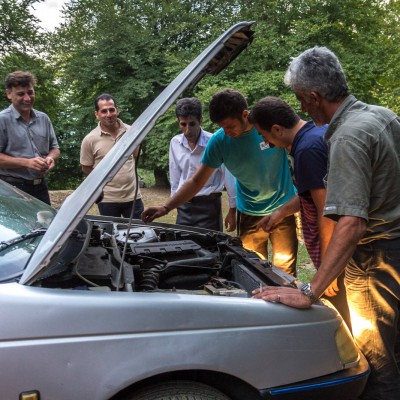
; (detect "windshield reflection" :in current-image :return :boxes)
[0,181,57,281]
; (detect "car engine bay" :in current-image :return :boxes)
[36,218,297,296]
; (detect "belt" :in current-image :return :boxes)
[0,175,44,186]
[189,192,222,203]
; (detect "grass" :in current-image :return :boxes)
[296,245,316,283]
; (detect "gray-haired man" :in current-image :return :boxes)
[254,47,400,400]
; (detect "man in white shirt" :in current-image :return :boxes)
[169,97,236,231]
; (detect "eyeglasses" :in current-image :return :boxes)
[179,121,197,127]
[99,107,117,114]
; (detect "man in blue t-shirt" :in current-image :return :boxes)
[249,96,351,329]
[142,89,298,275]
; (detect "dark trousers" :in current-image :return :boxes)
[98,198,144,219]
[346,238,400,400]
[176,192,223,231]
[0,176,51,205]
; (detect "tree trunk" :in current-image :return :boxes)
[153,168,170,189]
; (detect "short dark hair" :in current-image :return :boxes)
[209,89,248,124]
[4,71,36,90]
[175,97,202,121]
[94,93,117,111]
[248,97,300,131]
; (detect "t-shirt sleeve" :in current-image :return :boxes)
[80,136,94,166]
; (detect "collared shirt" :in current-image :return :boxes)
[80,119,141,203]
[169,129,236,208]
[324,95,400,242]
[202,127,296,216]
[0,105,59,180]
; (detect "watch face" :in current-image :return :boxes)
[301,284,318,303]
[301,283,310,293]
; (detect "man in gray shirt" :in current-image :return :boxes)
[0,71,60,205]
[255,47,400,400]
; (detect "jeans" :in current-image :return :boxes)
[237,212,298,276]
[98,199,144,219]
[346,238,400,400]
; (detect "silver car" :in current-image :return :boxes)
[0,22,368,400]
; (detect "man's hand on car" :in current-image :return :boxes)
[252,286,313,309]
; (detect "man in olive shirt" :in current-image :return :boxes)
[0,71,60,205]
[80,93,144,218]
[255,47,400,399]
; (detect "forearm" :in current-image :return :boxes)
[317,215,335,257]
[252,216,367,309]
[165,177,204,210]
[47,148,60,161]
[311,216,366,297]
[81,165,94,175]
[0,153,29,168]
[164,164,213,211]
[275,196,300,220]
[141,165,214,223]
[310,188,334,258]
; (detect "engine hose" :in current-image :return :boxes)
[165,255,218,269]
[139,264,163,291]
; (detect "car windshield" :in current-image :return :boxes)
[0,181,57,281]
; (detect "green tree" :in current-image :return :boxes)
[49,0,172,187]
[195,0,400,115]
[0,0,44,57]
[45,0,400,189]
[0,0,64,188]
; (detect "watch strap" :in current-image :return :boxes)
[301,283,319,303]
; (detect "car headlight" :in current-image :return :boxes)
[335,321,360,368]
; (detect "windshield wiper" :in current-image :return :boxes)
[0,228,47,252]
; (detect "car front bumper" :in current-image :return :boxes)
[261,352,370,399]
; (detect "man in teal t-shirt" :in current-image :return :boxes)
[142,89,298,275]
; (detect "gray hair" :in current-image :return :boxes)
[284,46,349,102]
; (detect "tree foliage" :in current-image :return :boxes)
[0,0,44,57]
[1,0,399,189]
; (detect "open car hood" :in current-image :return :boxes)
[20,21,255,285]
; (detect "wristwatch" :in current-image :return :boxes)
[300,283,319,304]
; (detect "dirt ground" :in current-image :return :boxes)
[50,187,172,208]
[50,187,178,223]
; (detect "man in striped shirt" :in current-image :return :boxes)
[249,96,350,329]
